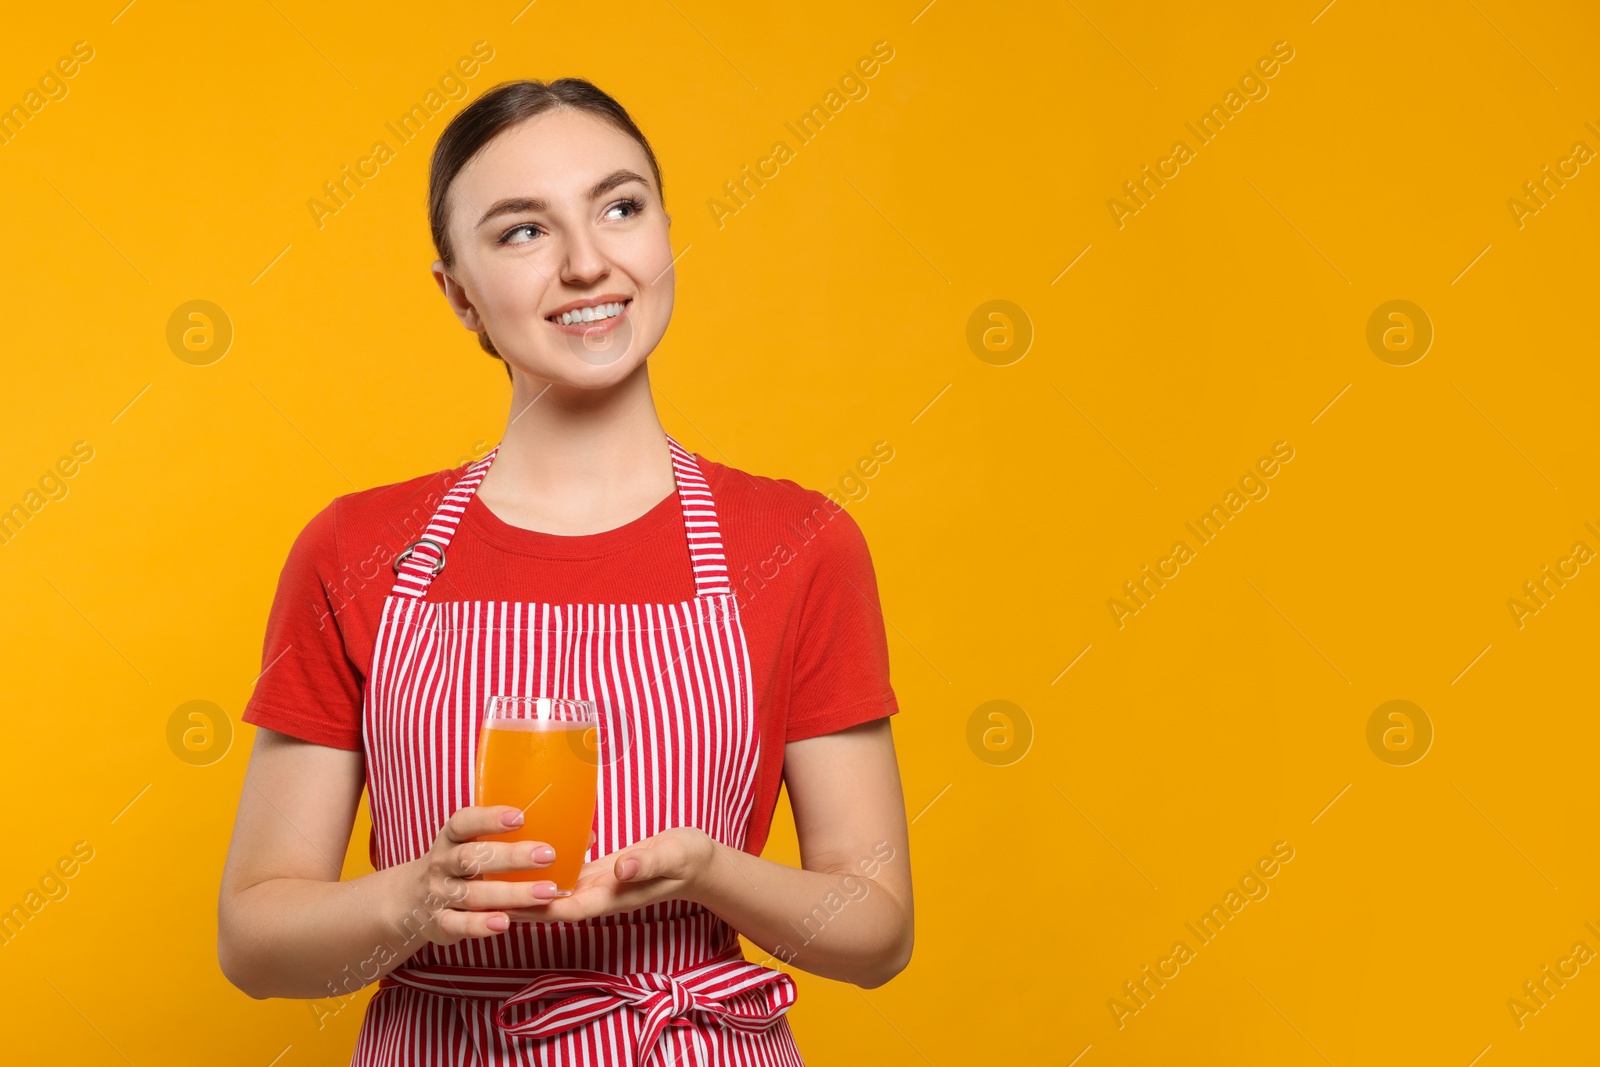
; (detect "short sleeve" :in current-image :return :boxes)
[785,496,899,742]
[240,497,365,751]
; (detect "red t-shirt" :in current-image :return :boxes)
[241,451,899,856]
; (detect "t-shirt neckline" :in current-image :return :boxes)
[459,478,684,559]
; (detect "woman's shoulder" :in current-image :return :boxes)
[695,455,889,641]
[333,462,473,525]
[698,454,837,517]
[696,454,874,563]
[284,456,482,570]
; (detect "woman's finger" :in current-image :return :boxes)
[614,848,645,880]
[452,874,560,913]
[436,904,513,940]
[456,838,556,879]
[455,838,498,879]
[440,803,527,849]
[616,832,694,881]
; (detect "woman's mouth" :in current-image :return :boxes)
[546,299,632,336]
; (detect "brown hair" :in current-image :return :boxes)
[427,79,666,379]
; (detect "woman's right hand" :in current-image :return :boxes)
[406,805,559,946]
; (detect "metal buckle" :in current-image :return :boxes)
[392,536,448,577]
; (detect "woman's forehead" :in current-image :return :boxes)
[459,111,650,200]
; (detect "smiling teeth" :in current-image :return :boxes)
[553,302,625,325]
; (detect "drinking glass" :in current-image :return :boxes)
[474,696,599,895]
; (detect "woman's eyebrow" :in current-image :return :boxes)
[475,170,652,229]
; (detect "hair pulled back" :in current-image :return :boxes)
[428,79,665,378]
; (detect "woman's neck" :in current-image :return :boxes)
[474,363,677,536]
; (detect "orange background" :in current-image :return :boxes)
[2,1,1598,1063]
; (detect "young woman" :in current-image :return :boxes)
[216,78,913,1065]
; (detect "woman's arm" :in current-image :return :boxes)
[217,727,419,1000]
[411,715,915,988]
[687,717,914,988]
[220,727,589,1000]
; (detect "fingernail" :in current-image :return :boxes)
[502,809,524,827]
[533,845,555,864]
[488,915,509,931]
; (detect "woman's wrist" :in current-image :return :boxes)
[378,856,442,950]
[321,856,436,993]
[686,832,734,909]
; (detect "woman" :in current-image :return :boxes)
[216,78,913,1065]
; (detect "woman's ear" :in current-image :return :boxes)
[434,264,484,332]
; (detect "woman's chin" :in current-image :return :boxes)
[505,349,651,388]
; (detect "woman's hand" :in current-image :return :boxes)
[402,805,562,946]
[502,825,716,925]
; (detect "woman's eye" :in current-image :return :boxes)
[500,199,642,245]
[500,223,540,245]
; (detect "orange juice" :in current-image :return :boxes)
[474,719,598,888]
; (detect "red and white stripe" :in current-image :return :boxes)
[352,436,804,1065]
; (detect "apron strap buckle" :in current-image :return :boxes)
[392,536,448,577]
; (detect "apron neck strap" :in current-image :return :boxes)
[388,433,729,600]
[667,434,731,598]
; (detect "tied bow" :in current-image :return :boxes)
[494,954,797,1061]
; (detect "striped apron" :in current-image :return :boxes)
[349,435,804,1066]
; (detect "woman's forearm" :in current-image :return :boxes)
[219,858,434,1001]
[689,838,912,988]
[223,837,913,998]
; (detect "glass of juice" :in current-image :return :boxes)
[474,696,599,895]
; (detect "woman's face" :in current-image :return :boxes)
[433,108,673,386]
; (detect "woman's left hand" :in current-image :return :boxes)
[501,825,716,924]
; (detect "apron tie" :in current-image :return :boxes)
[379,947,797,1061]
